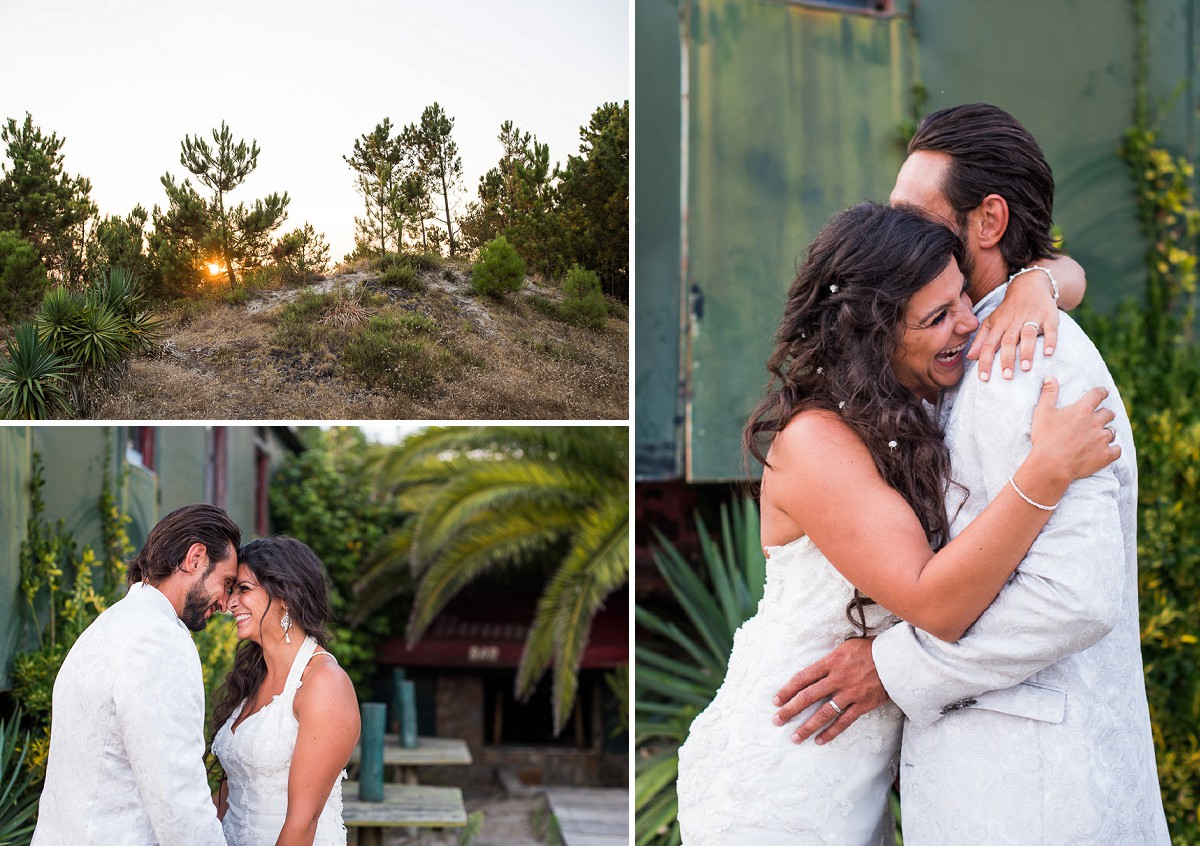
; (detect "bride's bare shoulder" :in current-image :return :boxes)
[768,409,866,468]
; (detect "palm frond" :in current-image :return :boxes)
[514,496,629,733]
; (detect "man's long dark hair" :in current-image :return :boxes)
[210,536,334,739]
[127,504,241,587]
[909,102,1057,272]
[744,202,963,630]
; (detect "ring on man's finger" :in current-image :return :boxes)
[1023,321,1040,331]
[1106,426,1117,443]
[829,699,844,716]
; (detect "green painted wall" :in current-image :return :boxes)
[0,430,31,690]
[635,0,1199,481]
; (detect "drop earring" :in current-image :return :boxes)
[281,606,291,644]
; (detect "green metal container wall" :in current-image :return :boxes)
[636,0,1199,481]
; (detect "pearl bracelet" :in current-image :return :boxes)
[1009,475,1059,511]
[1008,264,1059,301]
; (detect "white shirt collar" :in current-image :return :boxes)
[972,281,1011,323]
[127,581,189,631]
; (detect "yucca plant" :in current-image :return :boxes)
[34,287,79,350]
[62,301,128,372]
[92,267,161,354]
[634,497,764,846]
[0,710,41,845]
[0,323,75,420]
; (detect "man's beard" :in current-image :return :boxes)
[180,581,213,632]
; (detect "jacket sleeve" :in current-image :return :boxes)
[113,627,227,846]
[873,335,1130,727]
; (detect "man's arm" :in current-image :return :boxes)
[114,631,226,846]
[774,331,1128,739]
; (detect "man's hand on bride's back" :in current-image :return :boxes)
[770,637,889,745]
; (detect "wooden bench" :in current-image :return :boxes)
[342,782,467,846]
[349,736,473,785]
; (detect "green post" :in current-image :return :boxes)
[399,680,418,749]
[390,667,407,734]
[359,702,386,801]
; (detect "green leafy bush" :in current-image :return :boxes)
[381,263,422,291]
[12,450,133,779]
[274,290,340,353]
[342,314,454,396]
[470,235,525,297]
[268,428,401,691]
[561,264,608,328]
[0,229,49,323]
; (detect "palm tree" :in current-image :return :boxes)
[357,426,628,735]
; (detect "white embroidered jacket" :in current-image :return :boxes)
[31,582,225,846]
[872,285,1169,845]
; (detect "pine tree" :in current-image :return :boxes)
[345,119,404,256]
[157,122,288,288]
[559,101,629,300]
[414,103,463,256]
[460,122,565,277]
[0,113,97,285]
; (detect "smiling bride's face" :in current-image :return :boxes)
[225,564,282,644]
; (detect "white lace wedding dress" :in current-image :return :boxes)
[676,535,904,845]
[213,636,348,846]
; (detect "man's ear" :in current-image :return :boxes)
[180,541,208,574]
[974,193,1009,249]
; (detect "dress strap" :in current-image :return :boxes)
[284,635,320,690]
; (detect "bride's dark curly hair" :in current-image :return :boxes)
[744,202,964,631]
[210,536,334,740]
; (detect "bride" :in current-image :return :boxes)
[212,536,361,846]
[675,202,1117,844]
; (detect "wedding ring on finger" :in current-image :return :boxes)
[1022,321,1040,331]
[1106,426,1117,443]
[829,699,844,716]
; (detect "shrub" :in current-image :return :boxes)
[561,264,608,328]
[528,293,563,320]
[274,290,338,353]
[381,263,423,292]
[409,251,444,273]
[470,235,525,297]
[373,252,407,272]
[0,230,50,323]
[343,314,454,396]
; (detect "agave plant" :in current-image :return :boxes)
[92,267,162,354]
[0,710,41,845]
[0,323,75,420]
[634,497,764,846]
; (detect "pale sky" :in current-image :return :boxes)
[0,0,629,262]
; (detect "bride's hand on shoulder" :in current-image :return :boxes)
[1029,376,1120,484]
[968,256,1086,381]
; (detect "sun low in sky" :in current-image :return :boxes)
[0,0,629,261]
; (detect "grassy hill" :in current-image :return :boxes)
[89,258,627,420]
